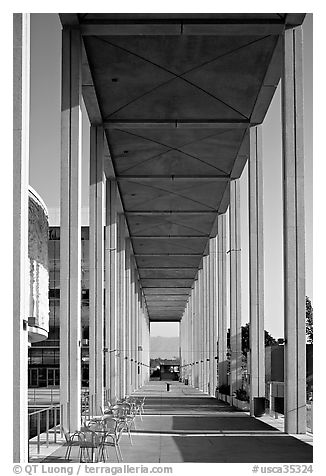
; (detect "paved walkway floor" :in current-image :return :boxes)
[37,381,313,464]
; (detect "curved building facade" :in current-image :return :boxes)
[28,187,49,344]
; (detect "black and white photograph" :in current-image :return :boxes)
[10,4,317,473]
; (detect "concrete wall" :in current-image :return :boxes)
[265,346,284,382]
[265,344,313,386]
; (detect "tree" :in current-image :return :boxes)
[227,323,277,356]
[264,329,277,348]
[306,296,313,344]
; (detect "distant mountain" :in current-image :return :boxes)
[150,336,180,359]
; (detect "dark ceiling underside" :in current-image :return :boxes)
[60,13,305,322]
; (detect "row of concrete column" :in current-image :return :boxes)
[180,82,306,432]
[59,28,150,432]
[88,168,150,420]
[179,214,230,396]
[13,14,306,461]
[179,27,307,436]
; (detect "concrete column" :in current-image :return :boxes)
[282,27,306,434]
[125,239,132,395]
[89,125,105,415]
[191,294,195,385]
[205,251,210,394]
[229,180,242,396]
[180,317,183,378]
[185,302,190,381]
[189,295,194,385]
[143,314,149,385]
[217,214,228,388]
[184,302,188,382]
[198,268,203,390]
[135,292,138,391]
[249,126,265,414]
[140,306,146,386]
[132,263,138,390]
[194,279,199,388]
[180,306,188,378]
[128,246,134,393]
[203,255,208,393]
[197,271,202,389]
[130,265,135,392]
[205,253,210,393]
[13,13,30,462]
[105,179,118,404]
[209,237,217,396]
[60,26,82,431]
[189,295,193,385]
[187,298,191,384]
[118,214,126,398]
[200,264,205,391]
[137,292,140,388]
[137,296,142,388]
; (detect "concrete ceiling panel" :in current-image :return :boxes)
[132,236,207,255]
[106,129,170,173]
[139,268,197,279]
[111,127,234,149]
[143,288,190,295]
[178,128,246,174]
[80,13,286,21]
[107,77,246,121]
[83,36,174,118]
[142,278,194,288]
[116,149,228,177]
[183,35,279,118]
[128,213,215,237]
[74,13,300,322]
[109,127,245,177]
[145,295,189,302]
[136,255,202,268]
[120,179,226,212]
[99,35,263,76]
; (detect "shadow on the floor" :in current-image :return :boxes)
[143,396,237,414]
[171,414,279,432]
[170,434,313,463]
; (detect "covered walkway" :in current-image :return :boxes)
[14,13,310,462]
[40,382,312,463]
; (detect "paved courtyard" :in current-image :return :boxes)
[32,381,313,464]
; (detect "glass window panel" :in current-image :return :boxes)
[54,349,60,365]
[47,369,54,386]
[49,289,60,299]
[48,241,55,261]
[42,350,55,365]
[49,227,60,240]
[38,368,47,387]
[55,369,60,386]
[29,369,39,387]
[30,349,42,365]
[81,227,89,241]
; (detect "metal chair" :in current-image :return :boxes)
[112,403,136,445]
[98,414,124,462]
[128,396,145,421]
[61,428,82,461]
[78,427,102,463]
[100,402,112,415]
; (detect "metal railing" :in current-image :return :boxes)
[306,401,313,433]
[266,381,313,433]
[28,405,60,455]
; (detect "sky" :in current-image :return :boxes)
[28,12,313,340]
